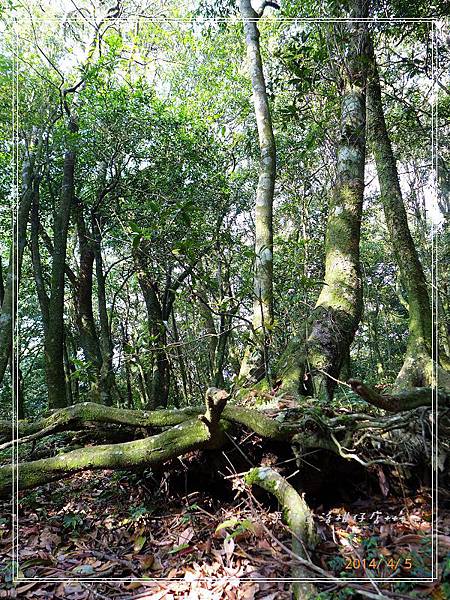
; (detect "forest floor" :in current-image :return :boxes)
[1,450,449,600]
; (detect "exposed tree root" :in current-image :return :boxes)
[1,386,444,498]
[245,466,317,599]
[0,388,230,496]
[348,378,449,412]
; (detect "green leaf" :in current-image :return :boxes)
[168,543,190,554]
[133,535,147,554]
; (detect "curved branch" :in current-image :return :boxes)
[0,398,287,446]
[0,389,229,497]
[348,379,448,412]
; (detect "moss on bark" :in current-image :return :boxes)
[245,466,317,599]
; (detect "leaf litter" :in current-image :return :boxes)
[0,468,448,599]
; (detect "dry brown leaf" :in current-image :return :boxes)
[178,526,195,546]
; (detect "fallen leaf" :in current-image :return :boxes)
[133,534,147,554]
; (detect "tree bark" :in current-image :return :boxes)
[134,256,170,409]
[278,4,368,400]
[74,201,105,401]
[367,41,448,392]
[238,0,276,384]
[44,145,76,408]
[92,211,120,405]
[0,150,35,384]
[0,257,4,307]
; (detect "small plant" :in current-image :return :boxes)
[181,502,200,524]
[0,560,15,585]
[215,517,256,540]
[128,505,149,520]
[327,554,346,573]
[316,587,356,600]
[361,535,380,560]
[19,491,39,507]
[62,513,84,530]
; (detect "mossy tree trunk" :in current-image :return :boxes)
[278,4,368,400]
[238,0,276,386]
[367,41,449,392]
[245,466,317,599]
[0,388,232,496]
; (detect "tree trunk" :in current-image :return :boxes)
[366,41,448,391]
[0,151,35,384]
[278,5,368,400]
[74,201,106,402]
[92,211,120,405]
[0,257,4,307]
[140,277,170,408]
[45,145,76,408]
[238,0,276,385]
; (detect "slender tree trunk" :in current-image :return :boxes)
[31,180,49,335]
[140,277,170,408]
[134,249,171,408]
[45,145,76,408]
[92,211,119,405]
[0,257,4,307]
[366,41,448,391]
[63,334,74,406]
[74,202,110,403]
[16,364,24,420]
[120,321,134,408]
[278,3,368,400]
[0,152,35,384]
[238,0,276,385]
[171,310,189,404]
[196,292,218,381]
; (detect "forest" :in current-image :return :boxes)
[0,0,449,598]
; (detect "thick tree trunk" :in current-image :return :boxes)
[278,6,368,400]
[238,0,276,385]
[366,42,449,392]
[0,152,35,384]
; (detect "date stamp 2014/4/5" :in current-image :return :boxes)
[344,557,412,572]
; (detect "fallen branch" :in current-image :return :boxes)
[244,493,394,600]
